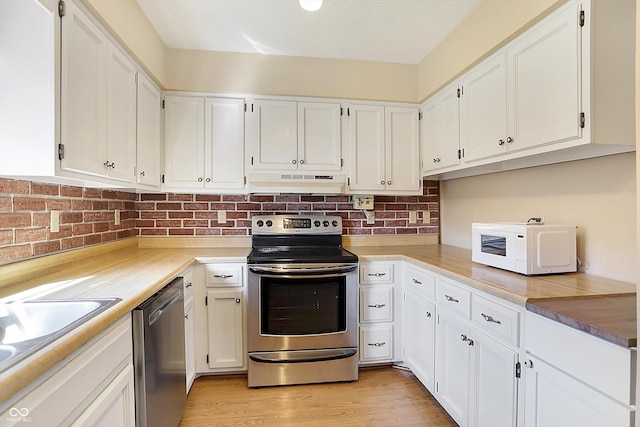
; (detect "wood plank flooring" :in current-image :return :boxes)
[180,366,457,426]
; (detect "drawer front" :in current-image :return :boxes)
[205,264,243,287]
[437,278,471,319]
[360,325,393,362]
[472,294,520,347]
[360,262,394,285]
[360,286,393,323]
[405,265,436,301]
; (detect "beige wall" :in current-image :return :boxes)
[441,153,636,282]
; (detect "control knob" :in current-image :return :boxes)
[323,220,329,227]
[332,220,338,227]
[266,220,273,227]
[314,220,321,227]
[256,220,264,227]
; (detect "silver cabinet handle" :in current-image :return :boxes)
[299,160,304,164]
[412,278,422,284]
[184,313,189,319]
[506,136,513,144]
[368,342,386,347]
[103,160,115,169]
[498,139,505,146]
[367,304,386,308]
[235,298,241,304]
[461,334,468,342]
[426,311,432,318]
[524,359,534,368]
[368,272,386,277]
[445,294,459,303]
[213,274,234,279]
[467,338,474,346]
[185,283,193,288]
[198,177,203,182]
[111,162,115,169]
[481,313,502,324]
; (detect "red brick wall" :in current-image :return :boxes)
[136,181,440,236]
[0,178,440,264]
[0,178,136,264]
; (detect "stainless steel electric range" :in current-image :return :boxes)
[246,214,359,387]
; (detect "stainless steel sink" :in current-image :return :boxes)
[0,298,121,372]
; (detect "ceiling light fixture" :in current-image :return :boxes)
[299,0,323,12]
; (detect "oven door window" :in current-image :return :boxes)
[481,234,507,256]
[260,276,346,335]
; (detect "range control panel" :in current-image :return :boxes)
[252,215,343,235]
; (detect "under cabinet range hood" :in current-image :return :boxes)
[247,173,346,194]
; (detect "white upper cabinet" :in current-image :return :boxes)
[348,105,420,194]
[163,96,205,188]
[163,95,245,192]
[459,54,508,163]
[136,73,162,189]
[204,97,245,190]
[248,99,342,173]
[298,102,342,171]
[420,83,460,174]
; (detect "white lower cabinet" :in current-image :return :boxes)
[194,262,247,374]
[524,312,635,427]
[0,315,134,426]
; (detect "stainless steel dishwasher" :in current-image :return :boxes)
[133,277,186,427]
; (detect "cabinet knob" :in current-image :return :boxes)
[507,136,513,144]
[299,160,304,164]
[460,334,468,342]
[524,359,534,368]
[380,180,385,185]
[206,178,211,182]
[387,181,391,185]
[235,298,241,304]
[498,139,505,146]
[198,177,203,182]
[467,338,475,346]
[292,160,297,164]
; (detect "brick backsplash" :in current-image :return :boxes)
[0,178,440,264]
[136,180,440,237]
[0,178,137,264]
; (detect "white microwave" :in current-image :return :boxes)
[471,223,577,275]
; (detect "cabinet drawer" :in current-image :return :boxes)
[360,286,393,323]
[405,265,436,301]
[205,264,243,287]
[437,278,471,319]
[359,262,394,285]
[471,295,520,347]
[360,325,393,362]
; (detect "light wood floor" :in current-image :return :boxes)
[180,366,457,426]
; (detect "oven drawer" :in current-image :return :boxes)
[359,262,394,285]
[360,286,393,323]
[205,264,244,287]
[359,324,393,362]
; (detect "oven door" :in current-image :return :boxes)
[247,264,358,352]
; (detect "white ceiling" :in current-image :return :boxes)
[135,0,483,65]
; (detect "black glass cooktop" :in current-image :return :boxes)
[247,246,358,264]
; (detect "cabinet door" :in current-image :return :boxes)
[435,309,470,427]
[61,0,108,176]
[297,102,342,171]
[163,95,205,188]
[385,106,419,192]
[460,53,508,163]
[248,99,298,171]
[204,97,245,189]
[469,329,518,427]
[507,2,581,153]
[71,365,135,427]
[185,297,196,393]
[136,73,162,188]
[206,289,244,369]
[105,43,136,183]
[421,85,460,173]
[524,355,632,427]
[348,104,385,192]
[403,290,436,392]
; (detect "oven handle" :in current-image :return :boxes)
[249,348,357,364]
[248,264,358,275]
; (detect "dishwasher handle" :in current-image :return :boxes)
[149,290,182,326]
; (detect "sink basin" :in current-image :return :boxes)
[0,298,120,372]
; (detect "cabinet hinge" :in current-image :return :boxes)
[516,361,522,378]
[57,143,65,160]
[435,382,439,393]
[162,99,165,109]
[340,107,343,116]
[418,112,423,120]
[251,103,254,113]
[244,176,247,185]
[206,354,209,364]
[457,88,461,98]
[251,156,254,166]
[579,10,585,27]
[58,0,65,17]
[347,108,351,117]
[347,177,351,186]
[580,112,585,128]
[341,158,344,168]
[244,103,247,112]
[457,149,462,159]
[162,174,165,184]
[205,295,208,305]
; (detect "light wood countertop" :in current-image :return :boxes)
[0,238,635,407]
